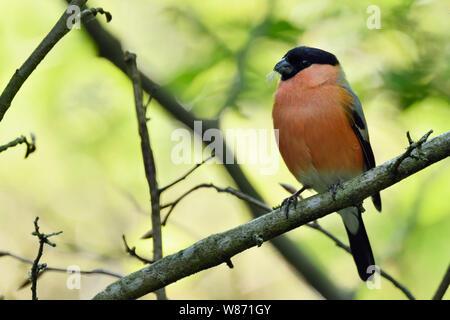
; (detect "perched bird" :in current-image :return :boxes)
[272,46,381,281]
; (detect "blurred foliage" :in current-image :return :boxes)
[0,0,448,300]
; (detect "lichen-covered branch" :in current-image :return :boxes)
[152,179,416,299]
[93,131,450,300]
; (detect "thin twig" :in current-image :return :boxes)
[0,251,123,287]
[0,134,36,158]
[29,217,63,300]
[122,235,153,265]
[124,52,167,300]
[0,0,90,122]
[161,183,271,226]
[0,250,122,289]
[391,130,433,172]
[141,183,270,240]
[432,264,450,300]
[159,154,215,193]
[80,7,112,22]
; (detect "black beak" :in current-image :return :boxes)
[274,58,294,75]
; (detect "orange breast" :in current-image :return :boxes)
[272,65,364,181]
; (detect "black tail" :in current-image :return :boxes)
[344,212,375,281]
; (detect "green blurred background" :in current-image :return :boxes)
[0,0,449,300]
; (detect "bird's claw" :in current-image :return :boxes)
[281,194,299,218]
[328,181,343,200]
[280,186,309,218]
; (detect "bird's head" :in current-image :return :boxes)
[274,46,339,81]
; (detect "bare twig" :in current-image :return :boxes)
[80,7,112,22]
[0,134,36,158]
[0,250,122,289]
[159,154,215,193]
[30,217,63,300]
[215,0,274,117]
[124,52,166,300]
[122,235,153,265]
[391,130,433,172]
[160,183,271,228]
[1,251,122,279]
[0,0,90,122]
[432,264,450,300]
[93,130,449,300]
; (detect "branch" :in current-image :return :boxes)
[122,235,153,265]
[141,183,270,240]
[158,180,416,299]
[391,130,433,172]
[93,131,450,300]
[0,134,36,158]
[141,154,214,239]
[158,154,215,194]
[432,264,450,300]
[0,0,90,122]
[80,7,112,22]
[74,5,347,299]
[0,250,122,289]
[124,52,166,300]
[30,217,63,300]
[161,183,271,226]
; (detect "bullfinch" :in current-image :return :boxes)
[272,46,381,281]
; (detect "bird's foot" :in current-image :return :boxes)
[281,186,308,218]
[327,181,343,200]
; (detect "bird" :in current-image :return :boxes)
[272,46,381,281]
